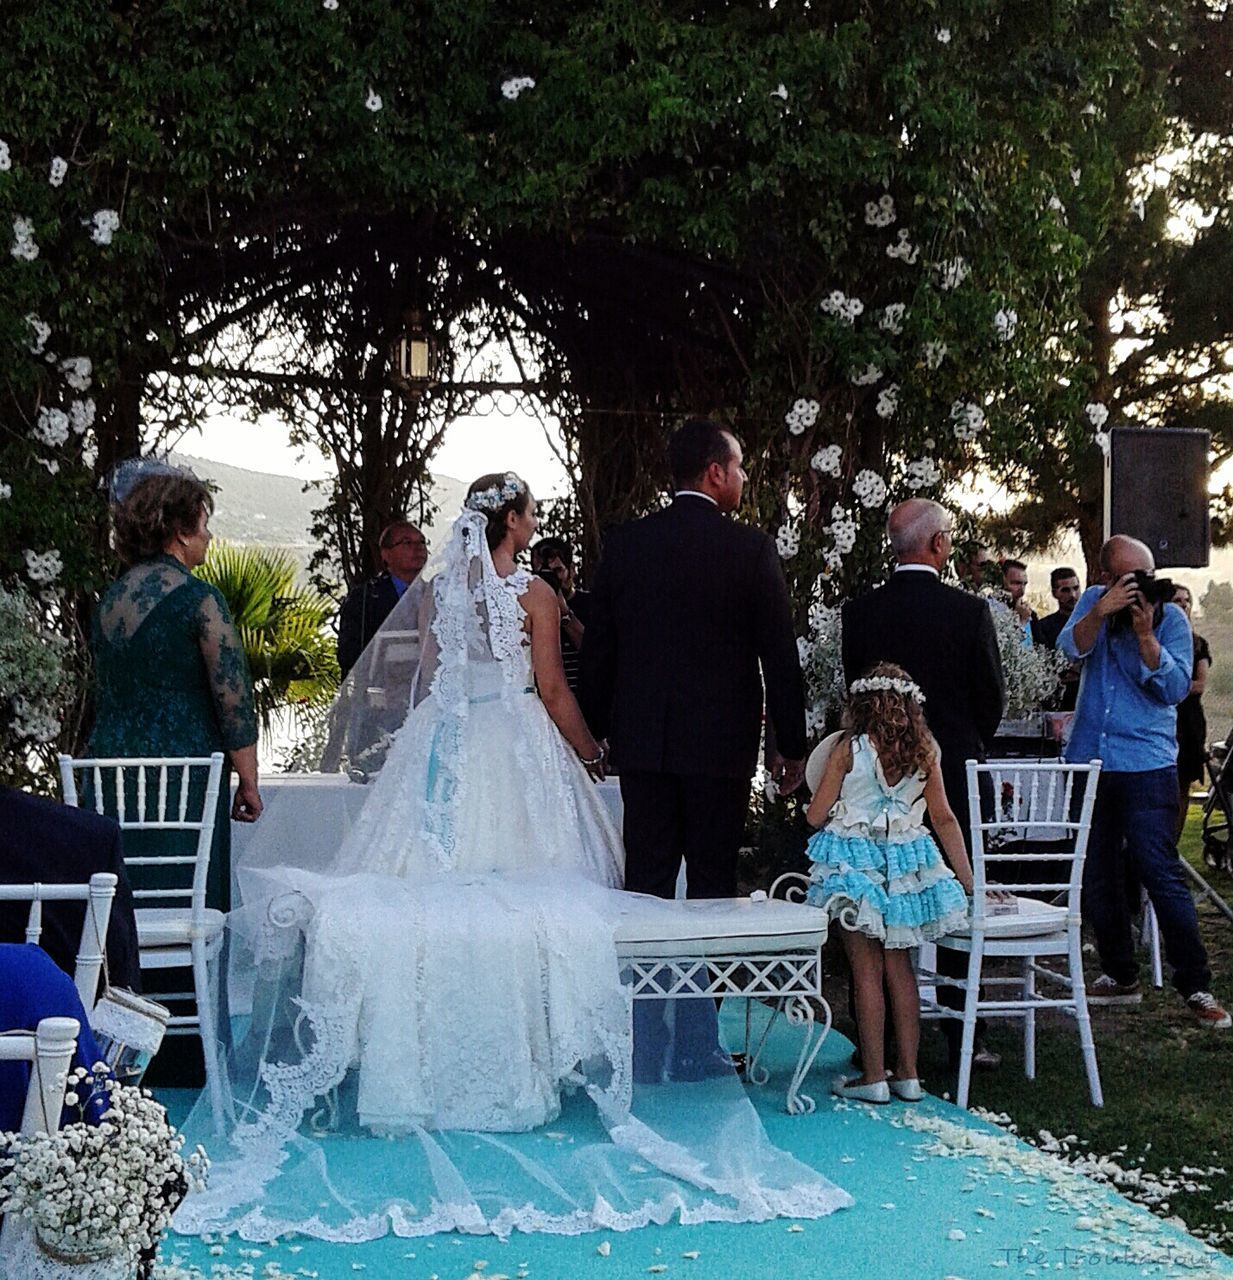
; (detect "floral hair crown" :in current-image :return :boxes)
[464,473,526,514]
[849,675,926,704]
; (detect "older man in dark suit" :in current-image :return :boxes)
[842,497,1006,1069]
[580,417,806,904]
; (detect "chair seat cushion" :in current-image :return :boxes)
[136,907,225,948]
[944,895,1069,940]
[613,895,827,957]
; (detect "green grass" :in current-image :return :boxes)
[823,808,1233,1254]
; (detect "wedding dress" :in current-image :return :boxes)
[175,505,851,1242]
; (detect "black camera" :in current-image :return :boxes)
[1107,570,1175,631]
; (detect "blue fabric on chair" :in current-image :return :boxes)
[0,944,106,1132]
[0,786,142,991]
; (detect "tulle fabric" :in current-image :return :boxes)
[173,506,851,1241]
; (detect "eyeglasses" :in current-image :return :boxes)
[388,538,428,550]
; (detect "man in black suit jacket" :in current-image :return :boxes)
[0,786,142,991]
[337,521,429,677]
[842,497,1005,1068]
[580,418,807,902]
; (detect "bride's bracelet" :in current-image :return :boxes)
[579,747,605,767]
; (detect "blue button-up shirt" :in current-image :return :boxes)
[1059,585,1192,772]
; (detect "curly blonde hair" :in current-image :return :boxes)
[843,662,935,784]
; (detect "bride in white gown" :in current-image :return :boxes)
[176,473,850,1242]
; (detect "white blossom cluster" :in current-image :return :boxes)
[784,397,819,435]
[1085,401,1109,428]
[852,469,887,509]
[26,313,50,355]
[10,695,60,743]
[922,341,947,369]
[820,289,864,324]
[810,443,842,476]
[49,155,68,187]
[0,139,10,170]
[936,27,952,43]
[501,76,536,100]
[24,549,63,583]
[61,355,92,391]
[89,208,120,245]
[0,1067,208,1263]
[775,521,801,559]
[771,83,789,101]
[886,229,919,263]
[864,194,895,228]
[950,399,986,442]
[1,585,66,747]
[32,407,69,448]
[828,504,858,554]
[1094,430,1111,456]
[70,397,96,433]
[323,0,339,8]
[365,89,383,112]
[850,363,882,386]
[875,383,899,419]
[0,480,11,500]
[988,604,1070,718]
[878,302,906,334]
[905,455,942,490]
[936,256,970,290]
[802,601,845,728]
[993,307,1018,341]
[12,215,39,261]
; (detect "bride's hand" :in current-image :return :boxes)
[580,743,606,782]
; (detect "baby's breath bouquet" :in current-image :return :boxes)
[0,1066,208,1275]
[989,604,1069,719]
[0,583,68,781]
[800,600,846,740]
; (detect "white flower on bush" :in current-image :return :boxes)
[864,194,895,228]
[821,289,864,324]
[49,156,68,186]
[26,314,50,355]
[69,397,95,433]
[829,507,858,554]
[936,256,970,290]
[36,457,60,475]
[88,209,120,245]
[811,443,842,476]
[785,397,819,435]
[323,0,338,7]
[23,549,63,584]
[950,399,986,442]
[61,355,92,391]
[775,522,801,559]
[922,340,947,370]
[32,407,69,448]
[0,139,10,170]
[993,308,1018,341]
[905,456,942,490]
[1094,430,1111,456]
[852,469,887,509]
[936,27,952,43]
[501,76,536,100]
[878,302,906,334]
[11,216,38,261]
[0,480,11,500]
[850,363,882,386]
[886,229,919,264]
[11,696,60,743]
[875,384,900,419]
[1085,401,1109,428]
[771,83,788,101]
[365,88,383,112]
[1070,167,1082,185]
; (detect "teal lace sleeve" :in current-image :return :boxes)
[196,586,258,752]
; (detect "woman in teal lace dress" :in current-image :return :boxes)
[90,469,262,914]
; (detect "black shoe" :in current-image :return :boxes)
[670,1050,740,1082]
[947,1041,1002,1072]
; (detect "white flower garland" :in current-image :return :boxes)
[464,472,527,513]
[849,674,925,703]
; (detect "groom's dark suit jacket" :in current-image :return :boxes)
[580,494,806,780]
[841,568,1005,836]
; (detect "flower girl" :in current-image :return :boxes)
[805,663,973,1104]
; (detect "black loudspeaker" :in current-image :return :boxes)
[1106,426,1210,568]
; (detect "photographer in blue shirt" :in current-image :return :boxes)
[1060,535,1228,1027]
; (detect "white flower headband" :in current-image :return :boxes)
[849,675,926,704]
[464,473,526,514]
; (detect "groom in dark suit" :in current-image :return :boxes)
[580,417,807,902]
[842,497,1005,1069]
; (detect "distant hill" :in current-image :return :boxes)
[173,454,469,575]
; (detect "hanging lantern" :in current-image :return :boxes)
[391,310,435,396]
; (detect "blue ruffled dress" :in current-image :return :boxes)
[805,734,968,948]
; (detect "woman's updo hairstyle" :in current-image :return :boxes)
[113,472,214,567]
[465,472,531,551]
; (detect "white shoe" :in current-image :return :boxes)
[831,1074,890,1104]
[887,1076,924,1102]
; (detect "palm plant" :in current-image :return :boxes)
[196,542,339,741]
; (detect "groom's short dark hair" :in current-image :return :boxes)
[669,418,736,491]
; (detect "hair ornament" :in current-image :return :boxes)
[106,456,200,506]
[849,674,926,704]
[464,473,526,514]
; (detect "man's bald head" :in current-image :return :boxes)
[1099,534,1154,580]
[887,499,954,567]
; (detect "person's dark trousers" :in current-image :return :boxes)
[620,771,749,1079]
[1082,767,1212,997]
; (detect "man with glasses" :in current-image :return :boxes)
[337,520,429,677]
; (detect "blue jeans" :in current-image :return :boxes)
[1082,767,1211,997]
